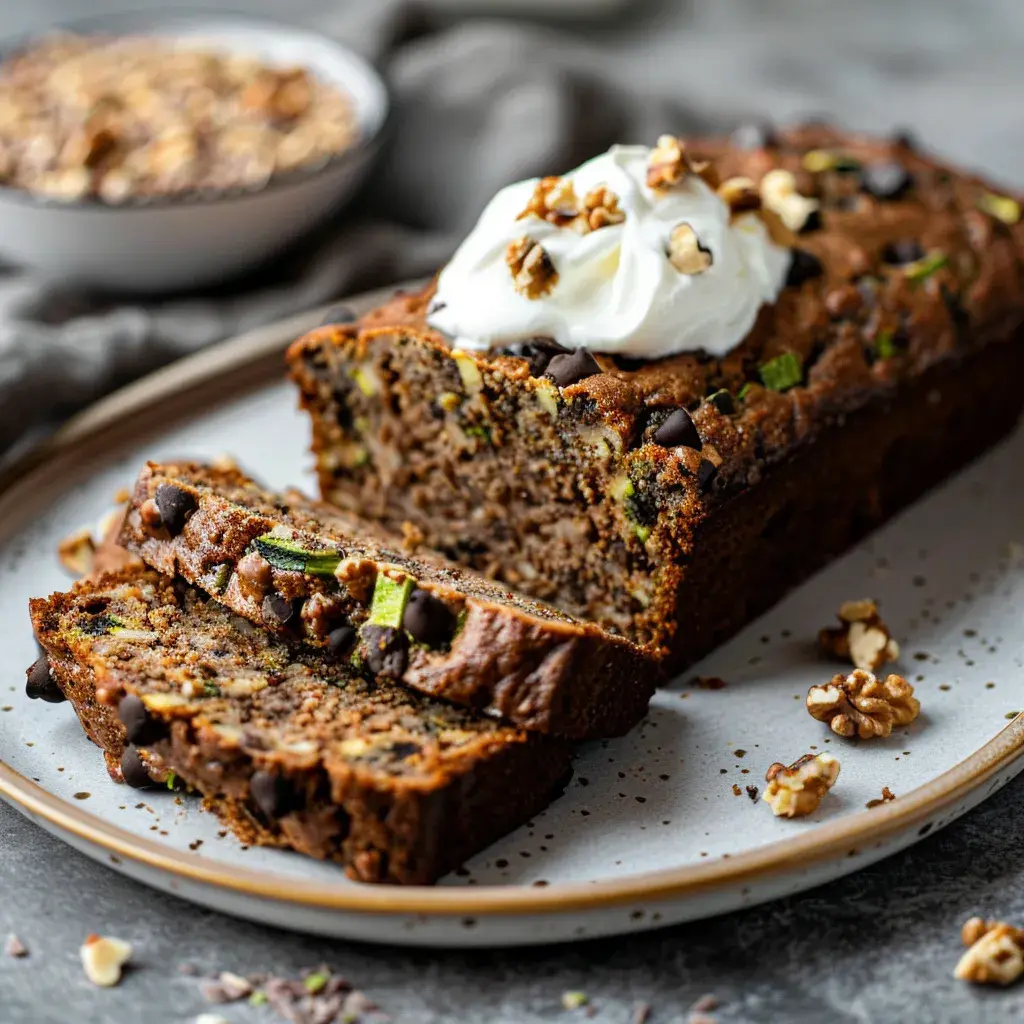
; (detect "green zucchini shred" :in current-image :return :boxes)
[368,573,415,628]
[253,532,342,577]
[758,352,803,391]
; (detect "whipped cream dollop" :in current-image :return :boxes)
[427,145,792,360]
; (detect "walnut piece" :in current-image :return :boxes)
[580,185,625,231]
[762,753,840,818]
[517,178,625,234]
[819,598,900,672]
[647,134,694,190]
[668,223,712,275]
[807,669,920,740]
[760,168,820,232]
[716,176,761,216]
[506,236,559,299]
[80,934,132,988]
[955,918,1024,986]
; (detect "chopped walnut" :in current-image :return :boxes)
[716,176,761,216]
[506,236,559,299]
[807,669,920,740]
[580,185,625,231]
[763,753,840,818]
[668,223,712,275]
[647,134,693,190]
[955,918,1024,986]
[516,176,579,225]
[80,934,132,988]
[819,598,900,672]
[760,168,820,232]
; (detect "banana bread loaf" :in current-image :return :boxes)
[29,569,572,885]
[119,461,655,738]
[288,124,1024,667]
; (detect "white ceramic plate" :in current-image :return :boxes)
[1,285,1022,947]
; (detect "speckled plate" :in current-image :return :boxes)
[1,284,1022,947]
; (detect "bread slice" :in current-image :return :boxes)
[118,461,657,739]
[29,568,572,885]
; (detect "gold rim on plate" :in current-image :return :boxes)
[1,284,1021,918]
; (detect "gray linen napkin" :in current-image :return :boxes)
[2,0,1022,454]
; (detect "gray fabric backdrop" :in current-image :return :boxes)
[1,0,1023,453]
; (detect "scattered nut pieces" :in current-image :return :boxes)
[716,176,761,215]
[866,786,897,808]
[0,33,357,203]
[4,934,27,958]
[58,498,138,580]
[507,236,559,299]
[807,669,920,740]
[955,918,1024,986]
[201,971,253,1003]
[763,752,840,818]
[580,185,625,231]
[80,933,132,988]
[668,223,713,275]
[57,526,97,578]
[517,177,625,235]
[760,168,820,232]
[819,598,900,672]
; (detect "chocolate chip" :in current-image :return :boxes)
[730,121,777,150]
[154,484,197,536]
[120,745,156,789]
[389,741,421,760]
[360,625,409,679]
[545,348,601,388]
[319,304,356,326]
[25,653,65,703]
[326,625,356,655]
[785,249,824,288]
[891,128,917,150]
[402,589,456,647]
[118,694,162,745]
[706,390,735,415]
[250,771,295,820]
[262,594,295,629]
[652,409,702,451]
[499,337,569,378]
[860,161,913,201]
[882,239,925,265]
[697,459,719,491]
[798,208,823,234]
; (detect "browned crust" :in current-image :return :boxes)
[118,463,656,738]
[30,576,573,885]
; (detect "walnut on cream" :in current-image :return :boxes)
[806,669,920,740]
[668,223,713,275]
[762,752,840,818]
[506,236,559,299]
[955,918,1024,986]
[819,598,900,672]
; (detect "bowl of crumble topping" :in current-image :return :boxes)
[0,12,389,291]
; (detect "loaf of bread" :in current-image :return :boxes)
[288,124,1024,668]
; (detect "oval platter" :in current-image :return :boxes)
[1,283,1022,948]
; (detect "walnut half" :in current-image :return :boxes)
[506,236,559,299]
[806,669,920,740]
[819,598,900,672]
[955,918,1024,986]
[762,752,840,818]
[668,224,712,275]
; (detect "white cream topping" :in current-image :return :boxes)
[427,145,792,360]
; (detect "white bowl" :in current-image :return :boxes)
[0,13,390,292]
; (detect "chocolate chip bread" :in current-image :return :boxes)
[29,569,572,885]
[118,461,655,739]
[288,123,1024,668]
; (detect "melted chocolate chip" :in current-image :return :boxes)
[250,770,296,820]
[262,594,296,629]
[389,741,421,761]
[326,625,356,655]
[403,589,456,647]
[545,349,601,388]
[785,249,824,288]
[154,484,197,536]
[652,408,702,451]
[883,239,925,265]
[697,460,719,491]
[499,337,568,377]
[120,745,156,789]
[319,304,356,326]
[860,161,913,201]
[25,653,65,703]
[730,121,777,150]
[799,208,823,234]
[118,694,162,745]
[360,625,409,679]
[706,390,735,415]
